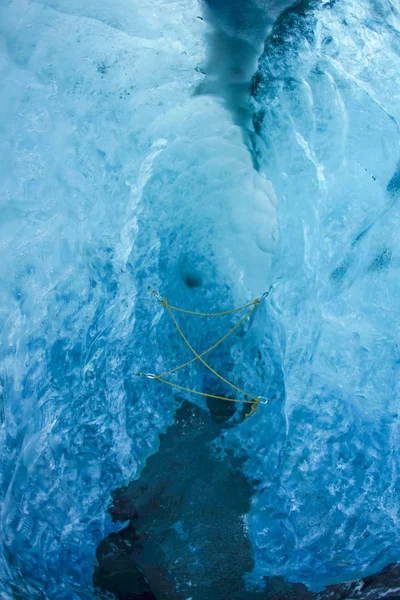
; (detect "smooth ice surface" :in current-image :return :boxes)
[1,0,400,597]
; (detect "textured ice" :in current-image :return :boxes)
[0,0,276,597]
[239,0,400,591]
[1,0,400,597]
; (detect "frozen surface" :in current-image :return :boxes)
[240,0,400,591]
[0,0,276,597]
[1,0,400,597]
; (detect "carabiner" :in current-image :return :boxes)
[147,286,163,303]
[258,397,270,405]
[138,372,158,380]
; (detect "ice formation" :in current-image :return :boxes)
[243,0,400,589]
[0,0,400,597]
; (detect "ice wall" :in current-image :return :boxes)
[237,0,400,590]
[0,0,278,597]
[2,0,400,596]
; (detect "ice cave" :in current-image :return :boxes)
[1,0,400,598]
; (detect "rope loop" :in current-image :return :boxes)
[139,286,273,418]
[245,398,260,419]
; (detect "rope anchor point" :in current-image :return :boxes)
[138,372,158,380]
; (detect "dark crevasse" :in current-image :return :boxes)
[1,0,400,598]
[198,0,297,133]
[93,403,400,600]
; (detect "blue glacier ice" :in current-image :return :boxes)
[242,0,400,590]
[0,0,400,597]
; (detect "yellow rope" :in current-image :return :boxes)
[162,298,260,402]
[138,287,270,418]
[157,302,258,378]
[136,376,260,418]
[163,300,258,317]
[149,376,255,404]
